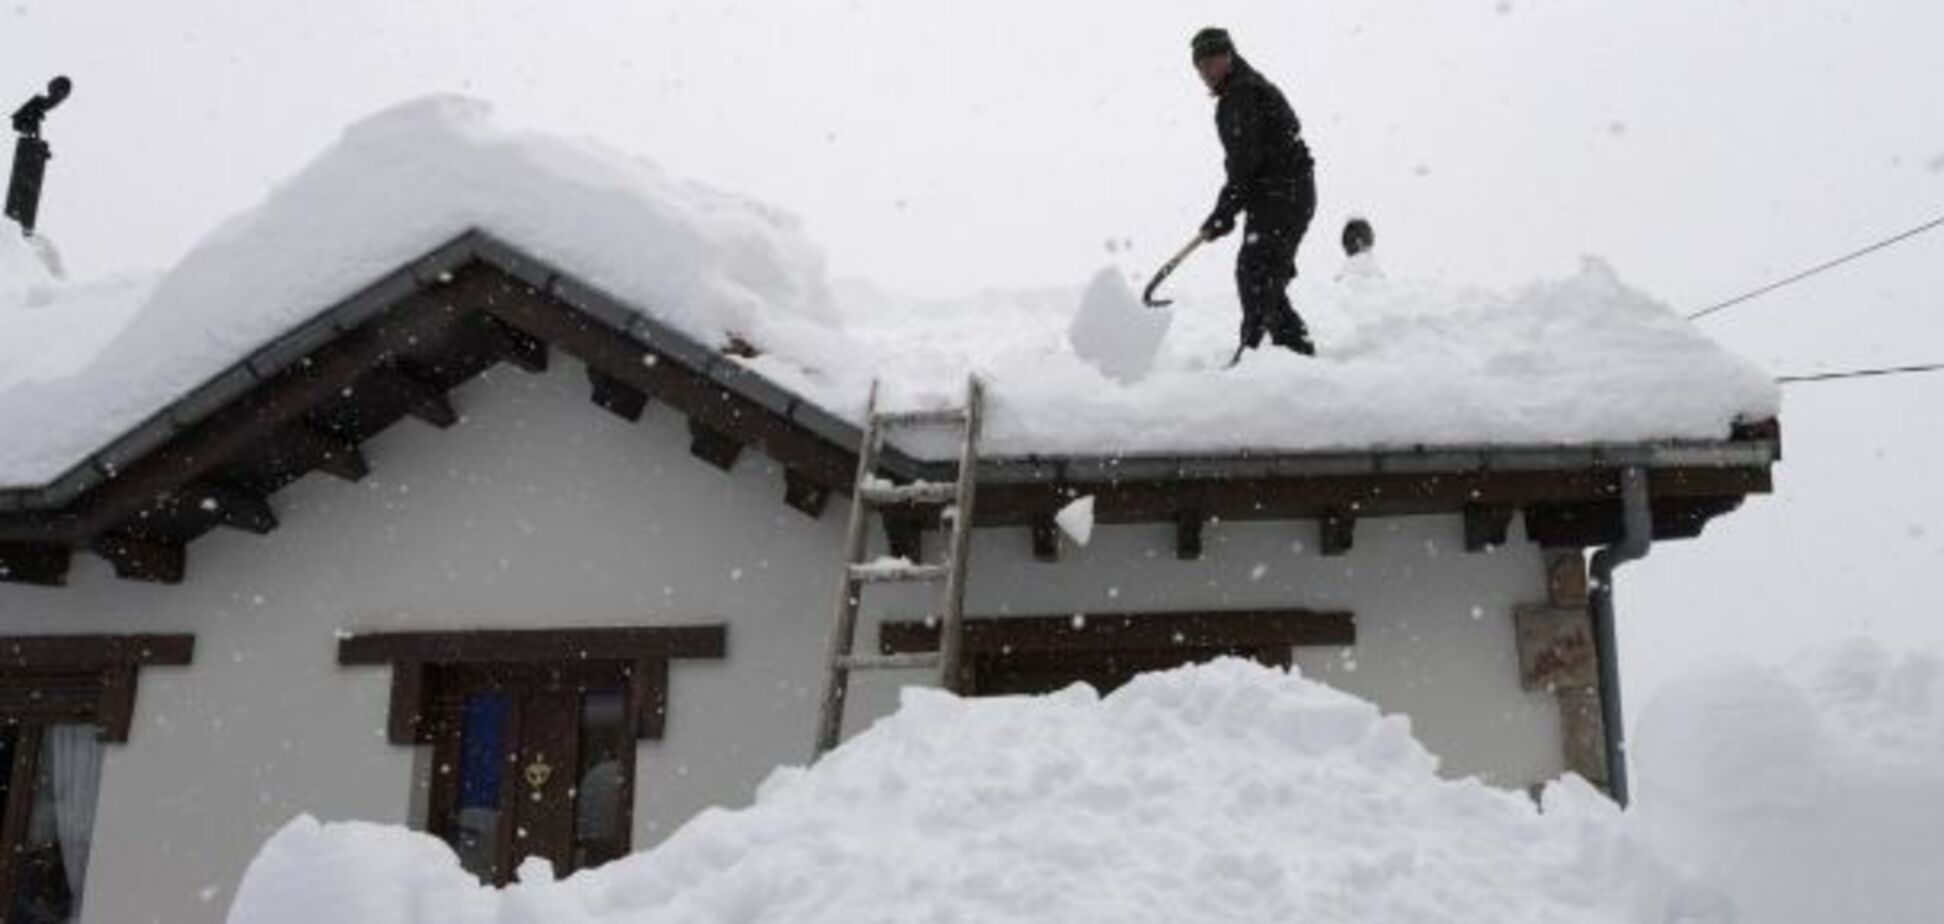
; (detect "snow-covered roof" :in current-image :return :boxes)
[0,96,1779,495]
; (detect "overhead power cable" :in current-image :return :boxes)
[1689,212,1944,321]
[1776,361,1944,385]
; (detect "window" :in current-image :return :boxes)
[338,626,724,885]
[424,664,636,883]
[0,635,193,923]
[878,610,1354,696]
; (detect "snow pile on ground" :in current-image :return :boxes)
[0,96,1778,488]
[228,659,1672,924]
[225,645,1944,924]
[1630,639,1944,923]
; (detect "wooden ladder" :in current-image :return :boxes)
[813,376,984,759]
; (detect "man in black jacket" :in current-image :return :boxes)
[1193,28,1316,359]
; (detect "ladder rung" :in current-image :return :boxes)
[847,561,951,584]
[859,481,958,506]
[836,652,942,671]
[877,408,969,428]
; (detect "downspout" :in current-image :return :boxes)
[1588,465,1651,805]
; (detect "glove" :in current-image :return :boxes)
[1201,211,1236,241]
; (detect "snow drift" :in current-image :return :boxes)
[0,95,1778,489]
[229,659,1663,924]
[225,645,1944,924]
[1629,639,1944,922]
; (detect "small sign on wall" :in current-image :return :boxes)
[1513,605,1597,691]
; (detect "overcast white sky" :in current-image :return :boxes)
[6,0,1944,725]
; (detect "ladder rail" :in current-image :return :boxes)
[813,381,881,756]
[935,377,983,693]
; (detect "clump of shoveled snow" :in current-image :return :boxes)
[1066,267,1170,383]
[1631,639,1944,923]
[1054,494,1095,545]
[0,95,836,487]
[228,659,1671,924]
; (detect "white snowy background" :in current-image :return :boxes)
[7,0,1940,730]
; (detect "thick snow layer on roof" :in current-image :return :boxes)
[0,96,834,488]
[0,97,1778,488]
[809,257,1780,458]
[0,234,154,403]
[0,231,54,300]
[224,646,1944,924]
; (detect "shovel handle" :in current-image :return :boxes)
[1141,233,1207,308]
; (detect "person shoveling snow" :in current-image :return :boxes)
[1148,28,1319,368]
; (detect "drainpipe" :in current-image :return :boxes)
[1588,465,1651,805]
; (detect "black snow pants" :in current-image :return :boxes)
[1235,172,1317,354]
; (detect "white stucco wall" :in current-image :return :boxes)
[0,357,1560,924]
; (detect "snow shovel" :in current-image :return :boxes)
[1141,233,1207,308]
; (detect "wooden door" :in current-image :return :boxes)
[508,689,579,875]
[426,665,634,885]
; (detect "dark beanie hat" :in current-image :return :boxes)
[1191,27,1234,62]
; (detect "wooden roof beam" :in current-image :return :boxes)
[587,367,650,423]
[687,419,743,471]
[282,422,371,483]
[782,468,831,519]
[193,480,277,535]
[1031,515,1060,562]
[1463,504,1515,552]
[368,365,459,430]
[485,315,549,373]
[0,542,70,586]
[91,533,185,584]
[1175,508,1205,561]
[1320,508,1356,557]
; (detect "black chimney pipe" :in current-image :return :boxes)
[7,76,73,236]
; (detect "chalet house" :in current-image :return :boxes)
[0,99,1779,924]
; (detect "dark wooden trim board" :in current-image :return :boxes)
[881,609,1355,655]
[881,610,1353,697]
[338,625,725,666]
[338,625,726,744]
[0,634,195,741]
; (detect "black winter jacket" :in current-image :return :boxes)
[1206,57,1313,231]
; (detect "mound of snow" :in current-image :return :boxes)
[226,643,1944,924]
[1631,640,1944,923]
[228,660,1672,924]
